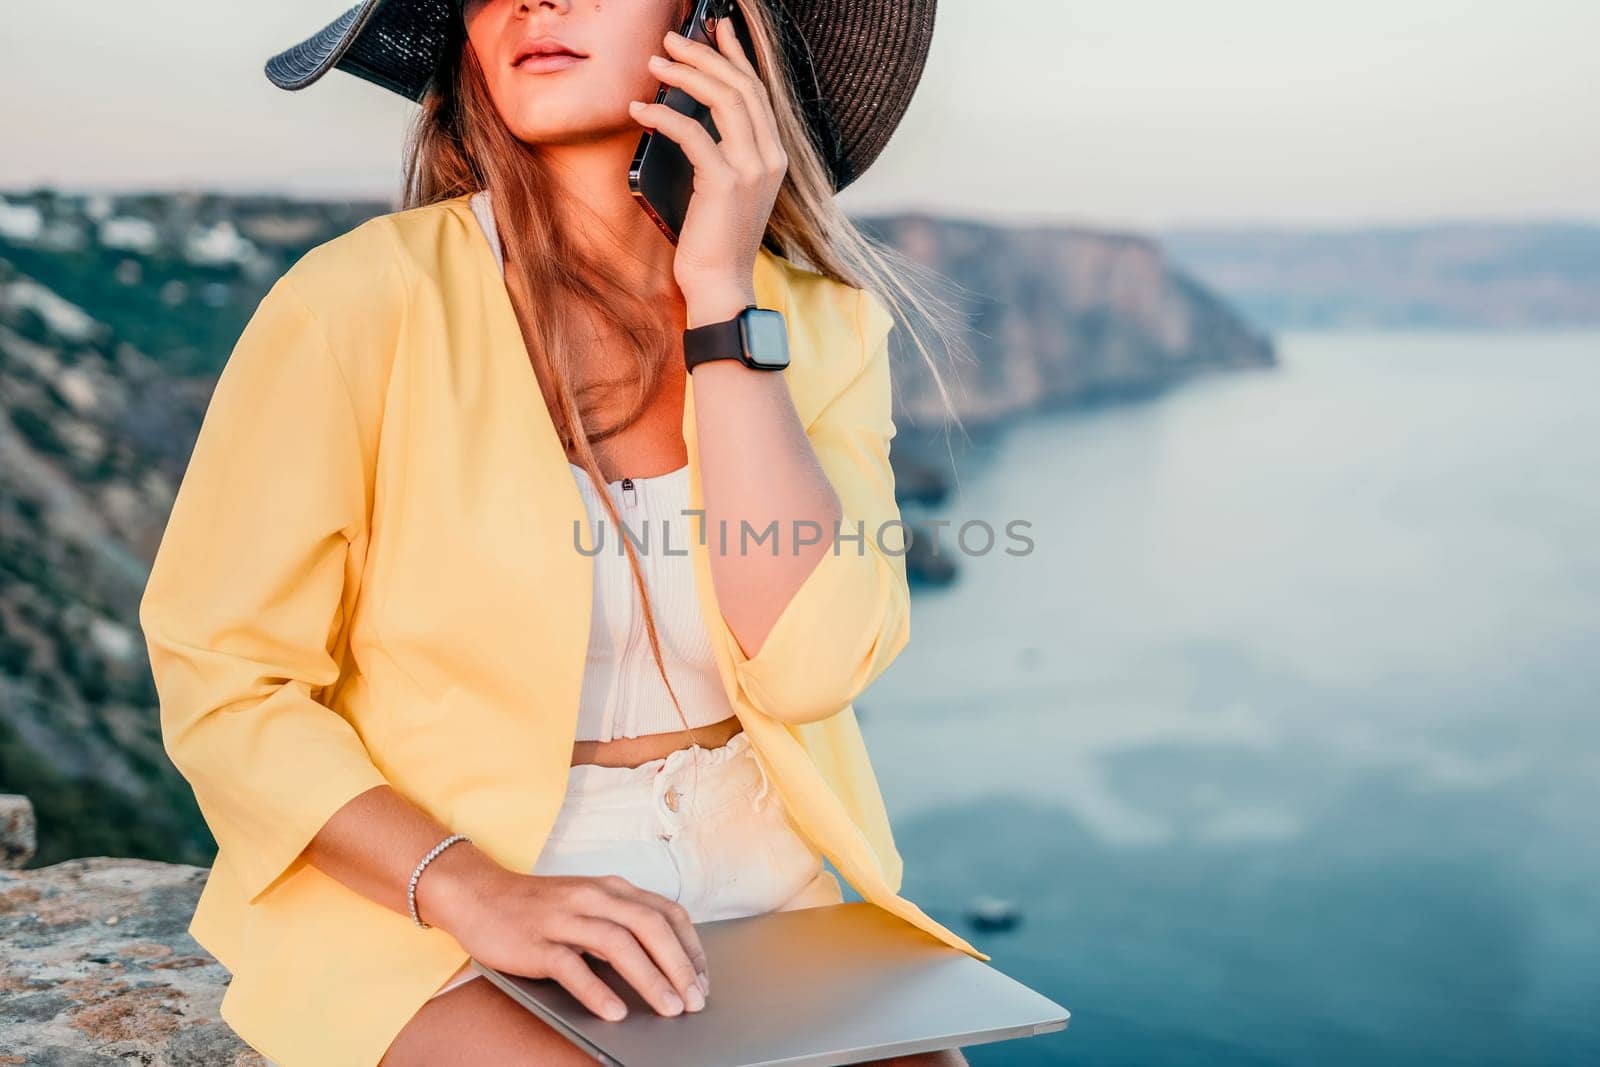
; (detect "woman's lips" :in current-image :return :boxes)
[515,53,585,74]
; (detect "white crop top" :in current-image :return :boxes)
[471,190,738,741]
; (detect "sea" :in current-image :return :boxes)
[854,330,1600,1065]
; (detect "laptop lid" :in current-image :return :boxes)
[473,900,1069,1067]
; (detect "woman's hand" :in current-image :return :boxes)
[429,862,710,1021]
[628,16,788,315]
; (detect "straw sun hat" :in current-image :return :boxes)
[264,0,937,193]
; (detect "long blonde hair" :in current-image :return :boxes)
[400,0,967,739]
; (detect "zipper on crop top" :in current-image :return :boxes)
[609,476,640,740]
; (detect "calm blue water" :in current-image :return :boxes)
[862,331,1600,1065]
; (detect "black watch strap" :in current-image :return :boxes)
[683,306,756,373]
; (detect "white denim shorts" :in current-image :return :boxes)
[429,730,844,1000]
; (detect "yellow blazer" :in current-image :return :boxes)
[138,192,987,1067]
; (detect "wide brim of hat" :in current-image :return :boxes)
[263,0,935,193]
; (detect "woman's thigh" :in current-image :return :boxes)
[380,976,598,1067]
[858,1051,969,1067]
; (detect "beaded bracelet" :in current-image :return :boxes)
[408,833,470,930]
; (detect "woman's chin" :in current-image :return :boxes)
[503,110,640,150]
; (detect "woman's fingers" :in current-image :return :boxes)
[577,877,704,1010]
[542,877,705,1015]
[589,881,706,1008]
[708,14,758,79]
[642,55,759,173]
[459,873,710,1020]
[708,14,786,170]
[599,876,710,986]
[630,98,733,181]
[542,942,629,1022]
[654,27,785,174]
[559,911,689,1017]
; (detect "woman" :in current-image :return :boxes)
[139,0,981,1064]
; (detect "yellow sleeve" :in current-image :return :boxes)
[138,273,390,905]
[724,287,913,725]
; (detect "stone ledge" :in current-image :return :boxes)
[0,856,262,1065]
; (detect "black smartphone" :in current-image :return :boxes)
[628,0,751,245]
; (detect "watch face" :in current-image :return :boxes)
[740,308,791,370]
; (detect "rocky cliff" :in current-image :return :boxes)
[858,213,1275,432]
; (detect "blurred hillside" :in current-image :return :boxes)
[0,188,1272,865]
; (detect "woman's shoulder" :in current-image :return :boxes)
[764,250,895,380]
[259,195,478,364]
[233,198,470,419]
[765,249,859,311]
[276,196,472,313]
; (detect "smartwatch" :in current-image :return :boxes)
[684,305,791,373]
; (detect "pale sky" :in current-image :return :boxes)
[4,0,1597,230]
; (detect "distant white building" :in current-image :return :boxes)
[99,216,160,253]
[0,198,45,243]
[185,220,261,267]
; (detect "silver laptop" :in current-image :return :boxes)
[472,900,1069,1066]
